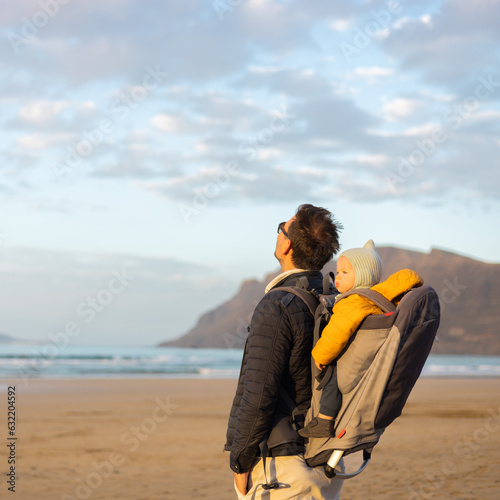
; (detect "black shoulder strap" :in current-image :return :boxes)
[272,286,319,316]
[322,271,335,295]
[337,288,396,313]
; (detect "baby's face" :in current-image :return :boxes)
[335,256,355,293]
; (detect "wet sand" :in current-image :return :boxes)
[2,377,500,499]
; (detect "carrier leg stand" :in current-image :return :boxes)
[324,449,372,479]
[324,450,344,478]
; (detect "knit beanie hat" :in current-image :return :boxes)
[338,239,382,289]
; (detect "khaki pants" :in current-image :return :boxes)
[234,454,344,500]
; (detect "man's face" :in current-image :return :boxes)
[335,256,355,293]
[274,216,294,267]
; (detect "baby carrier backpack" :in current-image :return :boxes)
[273,271,440,479]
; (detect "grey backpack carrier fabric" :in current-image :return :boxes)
[273,273,440,479]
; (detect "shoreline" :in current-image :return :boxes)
[2,373,500,382]
[1,378,499,499]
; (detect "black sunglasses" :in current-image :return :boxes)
[277,222,289,238]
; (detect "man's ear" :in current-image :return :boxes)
[282,238,292,255]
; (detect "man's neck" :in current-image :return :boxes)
[279,256,296,272]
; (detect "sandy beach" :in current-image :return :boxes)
[1,377,499,500]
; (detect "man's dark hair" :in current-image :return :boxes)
[288,204,342,270]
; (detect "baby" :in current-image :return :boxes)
[299,240,422,438]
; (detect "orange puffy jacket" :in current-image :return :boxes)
[311,269,423,366]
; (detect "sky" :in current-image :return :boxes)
[1,0,499,346]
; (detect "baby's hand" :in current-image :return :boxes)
[314,359,326,371]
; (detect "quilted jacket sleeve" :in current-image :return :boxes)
[372,269,423,300]
[312,296,380,365]
[229,295,293,473]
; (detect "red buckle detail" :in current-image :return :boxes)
[384,312,394,316]
[337,429,346,438]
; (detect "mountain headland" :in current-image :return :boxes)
[159,247,500,355]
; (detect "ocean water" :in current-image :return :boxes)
[0,344,500,380]
[0,345,243,380]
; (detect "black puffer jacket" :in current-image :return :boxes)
[225,270,323,473]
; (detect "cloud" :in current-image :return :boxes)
[0,0,499,212]
[18,100,68,124]
[15,132,69,150]
[1,0,500,348]
[401,123,438,137]
[1,1,238,85]
[235,66,334,98]
[329,18,355,32]
[292,96,379,147]
[380,0,500,91]
[383,98,422,120]
[353,66,394,78]
[90,132,185,179]
[189,92,261,128]
[144,162,328,207]
[151,112,230,135]
[152,114,197,134]
[0,247,236,345]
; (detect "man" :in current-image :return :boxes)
[225,204,344,499]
